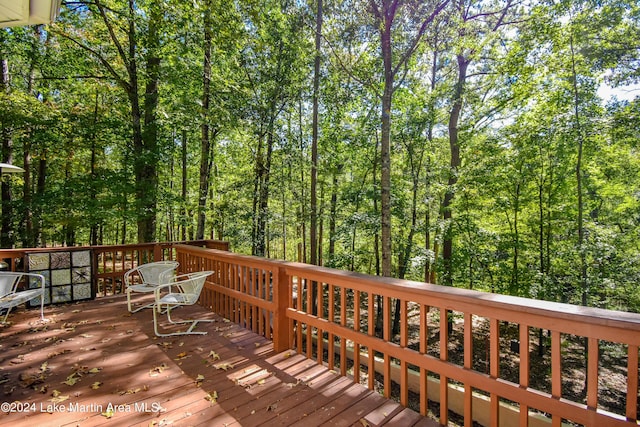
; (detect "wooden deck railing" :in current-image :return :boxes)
[92,239,229,295]
[0,239,229,297]
[176,244,640,427]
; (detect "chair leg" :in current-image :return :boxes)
[1,307,12,324]
[129,291,166,313]
[152,303,214,337]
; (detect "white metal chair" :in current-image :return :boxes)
[124,260,179,313]
[0,272,46,324]
[152,270,214,337]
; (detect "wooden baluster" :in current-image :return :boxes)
[551,330,562,427]
[307,277,313,359]
[627,344,638,422]
[490,318,499,427]
[464,312,473,426]
[368,292,375,390]
[400,299,408,407]
[383,295,391,399]
[419,304,429,416]
[354,290,361,385]
[340,285,347,377]
[587,337,599,410]
[519,324,530,426]
[440,308,449,425]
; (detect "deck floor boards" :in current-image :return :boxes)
[1,295,438,427]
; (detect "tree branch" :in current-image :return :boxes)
[392,0,451,77]
[52,28,131,92]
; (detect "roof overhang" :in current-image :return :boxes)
[0,0,60,28]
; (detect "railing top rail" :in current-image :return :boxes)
[177,245,640,335]
[91,240,228,252]
[0,240,227,255]
[280,259,640,335]
[175,244,286,270]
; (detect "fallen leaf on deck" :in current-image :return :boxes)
[91,382,102,389]
[40,362,48,372]
[101,408,114,418]
[213,362,234,371]
[205,390,218,403]
[19,372,45,387]
[208,351,220,360]
[174,351,188,360]
[63,373,79,386]
[284,380,301,388]
[118,386,147,395]
[149,363,169,376]
[47,349,71,358]
[195,374,205,386]
[88,367,101,374]
[359,419,370,426]
[49,390,69,403]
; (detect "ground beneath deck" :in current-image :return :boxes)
[0,295,437,427]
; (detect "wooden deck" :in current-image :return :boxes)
[0,296,437,427]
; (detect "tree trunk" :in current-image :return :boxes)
[0,49,15,248]
[442,54,469,285]
[252,115,276,257]
[310,0,323,266]
[89,90,100,246]
[329,170,338,261]
[569,34,588,307]
[379,5,394,279]
[181,130,188,241]
[197,1,213,240]
[137,0,161,243]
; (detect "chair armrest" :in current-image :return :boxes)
[153,282,174,299]
[21,272,46,292]
[123,267,139,288]
[152,272,198,301]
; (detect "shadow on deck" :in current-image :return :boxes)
[0,296,437,427]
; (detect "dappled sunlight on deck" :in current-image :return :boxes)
[0,295,434,426]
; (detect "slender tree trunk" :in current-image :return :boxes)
[442,54,468,285]
[512,182,520,293]
[137,0,161,243]
[252,115,276,257]
[181,130,188,241]
[0,48,15,248]
[329,169,338,261]
[197,1,213,240]
[379,4,394,279]
[22,28,40,247]
[297,99,307,263]
[569,34,588,307]
[90,90,100,246]
[310,0,322,266]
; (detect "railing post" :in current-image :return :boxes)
[153,243,163,262]
[272,264,291,353]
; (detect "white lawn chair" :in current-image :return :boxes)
[152,270,214,337]
[124,261,179,313]
[0,272,46,324]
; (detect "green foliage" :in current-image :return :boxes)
[0,0,639,312]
